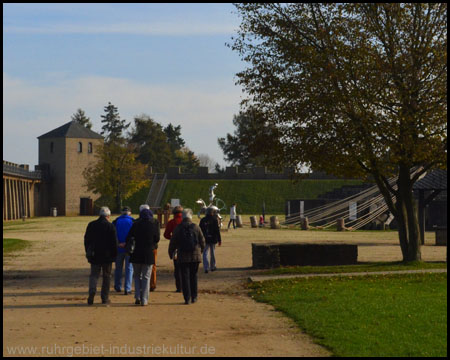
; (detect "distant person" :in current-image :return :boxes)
[138,204,158,292]
[112,206,135,295]
[259,215,265,227]
[228,203,237,229]
[124,208,160,306]
[200,206,222,273]
[168,209,205,305]
[84,206,118,305]
[164,205,184,292]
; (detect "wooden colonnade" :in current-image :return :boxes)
[3,175,38,221]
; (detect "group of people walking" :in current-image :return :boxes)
[84,203,223,306]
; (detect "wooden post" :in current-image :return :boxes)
[250,216,258,228]
[418,190,425,245]
[163,210,169,229]
[156,209,163,228]
[336,218,345,231]
[236,215,243,228]
[13,179,18,220]
[301,217,309,230]
[3,179,8,221]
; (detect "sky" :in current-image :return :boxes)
[3,3,246,169]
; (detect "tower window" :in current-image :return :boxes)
[78,142,82,153]
[50,142,54,153]
[88,142,93,153]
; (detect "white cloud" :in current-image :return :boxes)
[3,73,243,167]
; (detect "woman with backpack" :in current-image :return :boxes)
[168,208,205,305]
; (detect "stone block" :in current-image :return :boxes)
[251,243,358,268]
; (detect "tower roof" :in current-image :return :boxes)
[37,120,103,140]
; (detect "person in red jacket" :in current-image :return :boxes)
[164,205,184,292]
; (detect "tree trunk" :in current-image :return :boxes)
[374,166,422,262]
[395,167,422,262]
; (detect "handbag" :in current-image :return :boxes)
[125,237,135,255]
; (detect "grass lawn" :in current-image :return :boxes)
[3,238,32,254]
[249,273,447,357]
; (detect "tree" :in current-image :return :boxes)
[197,153,217,172]
[218,108,283,168]
[128,114,172,173]
[214,163,226,174]
[164,123,185,155]
[100,102,130,144]
[71,108,93,129]
[83,142,148,213]
[174,147,200,173]
[230,3,447,262]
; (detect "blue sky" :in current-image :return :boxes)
[3,3,245,168]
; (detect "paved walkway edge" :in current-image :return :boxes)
[248,268,447,282]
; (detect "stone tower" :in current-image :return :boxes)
[37,120,104,216]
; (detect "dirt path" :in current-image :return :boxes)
[3,217,446,357]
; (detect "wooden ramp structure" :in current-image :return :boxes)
[145,173,168,208]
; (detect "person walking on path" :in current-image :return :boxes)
[164,205,184,292]
[200,207,222,273]
[228,203,237,229]
[123,208,160,306]
[84,206,118,305]
[112,206,135,295]
[139,204,159,292]
[168,209,205,305]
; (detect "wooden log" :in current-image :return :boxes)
[270,216,281,229]
[336,218,345,231]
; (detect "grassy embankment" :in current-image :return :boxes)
[121,179,365,214]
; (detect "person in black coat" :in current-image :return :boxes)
[124,208,160,306]
[199,207,222,273]
[84,206,118,305]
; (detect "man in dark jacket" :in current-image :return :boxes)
[168,209,205,305]
[84,206,118,305]
[124,208,160,306]
[199,206,222,273]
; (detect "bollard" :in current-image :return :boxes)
[270,216,281,229]
[301,217,309,230]
[336,218,345,231]
[236,215,243,228]
[51,207,57,217]
[250,216,258,228]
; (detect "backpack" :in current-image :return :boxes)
[179,224,198,252]
[201,217,215,243]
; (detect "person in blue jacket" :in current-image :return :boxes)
[113,206,135,295]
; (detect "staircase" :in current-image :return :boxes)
[145,173,168,208]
